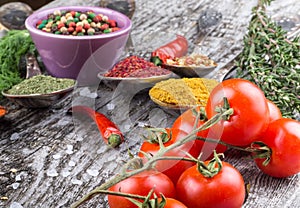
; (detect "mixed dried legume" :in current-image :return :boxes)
[36,10,120,36]
[103,56,171,78]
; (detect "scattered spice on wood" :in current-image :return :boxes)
[149,78,219,106]
[6,75,75,95]
[104,55,171,78]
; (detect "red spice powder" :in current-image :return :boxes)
[104,56,171,78]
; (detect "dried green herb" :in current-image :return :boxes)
[0,30,37,93]
[7,75,75,95]
[235,0,300,120]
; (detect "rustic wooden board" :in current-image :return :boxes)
[0,0,299,207]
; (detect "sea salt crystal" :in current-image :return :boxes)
[12,183,20,189]
[10,133,20,141]
[61,170,71,177]
[57,118,70,126]
[87,168,99,177]
[15,172,27,182]
[71,178,83,185]
[53,154,62,160]
[68,161,76,167]
[137,122,148,127]
[46,169,59,177]
[124,124,131,131]
[10,202,23,208]
[79,87,98,98]
[106,103,115,110]
[66,145,74,154]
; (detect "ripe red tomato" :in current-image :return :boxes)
[108,170,176,208]
[254,118,300,178]
[157,198,187,208]
[266,99,282,122]
[172,107,227,160]
[206,78,270,146]
[138,128,199,184]
[176,162,245,208]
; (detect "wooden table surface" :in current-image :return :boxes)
[1,0,299,207]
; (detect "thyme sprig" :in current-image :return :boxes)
[235,0,300,120]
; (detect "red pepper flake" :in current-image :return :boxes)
[104,56,171,78]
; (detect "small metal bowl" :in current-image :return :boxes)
[162,64,216,78]
[2,85,75,108]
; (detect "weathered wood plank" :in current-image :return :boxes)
[0,0,299,207]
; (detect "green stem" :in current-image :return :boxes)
[196,136,254,153]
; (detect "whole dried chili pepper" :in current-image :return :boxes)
[150,34,189,66]
[68,105,124,148]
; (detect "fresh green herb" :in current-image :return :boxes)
[235,0,300,119]
[0,30,37,93]
[6,75,75,95]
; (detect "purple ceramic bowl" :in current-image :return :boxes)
[25,6,132,82]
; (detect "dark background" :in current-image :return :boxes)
[0,0,54,10]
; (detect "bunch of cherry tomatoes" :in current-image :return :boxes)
[108,78,300,208]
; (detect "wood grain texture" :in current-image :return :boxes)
[1,0,299,207]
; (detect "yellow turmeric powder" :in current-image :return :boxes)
[149,78,219,107]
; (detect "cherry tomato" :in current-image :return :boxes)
[138,128,199,184]
[206,78,270,146]
[266,99,282,122]
[172,107,227,160]
[176,162,245,208]
[157,198,188,208]
[108,170,176,208]
[254,118,300,178]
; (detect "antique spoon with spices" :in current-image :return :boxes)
[2,54,76,108]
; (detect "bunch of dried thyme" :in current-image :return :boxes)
[235,0,300,120]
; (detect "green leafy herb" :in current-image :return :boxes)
[0,30,37,94]
[235,0,300,120]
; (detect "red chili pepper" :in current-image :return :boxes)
[68,105,124,148]
[150,34,189,66]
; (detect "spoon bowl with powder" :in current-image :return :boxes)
[2,75,76,108]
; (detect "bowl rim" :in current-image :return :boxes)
[25,6,132,40]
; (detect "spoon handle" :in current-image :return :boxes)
[25,53,42,79]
